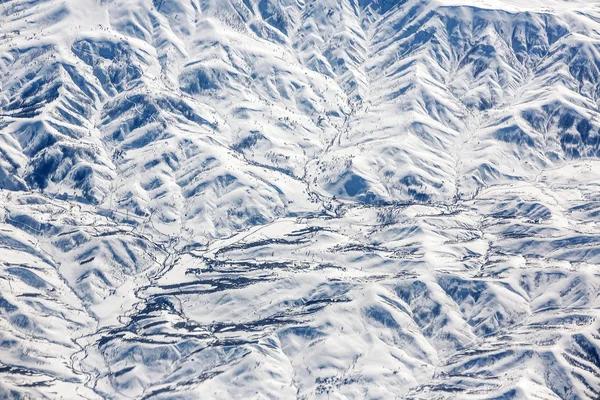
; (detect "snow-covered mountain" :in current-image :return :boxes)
[1,0,600,398]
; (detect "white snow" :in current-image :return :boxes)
[1,0,600,398]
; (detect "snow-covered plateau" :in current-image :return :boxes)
[1,0,600,398]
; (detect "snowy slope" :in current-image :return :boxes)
[1,0,600,398]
